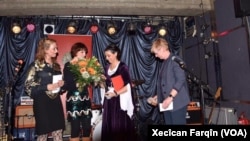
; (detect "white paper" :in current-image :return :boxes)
[159,102,173,112]
[52,74,62,93]
[104,87,114,99]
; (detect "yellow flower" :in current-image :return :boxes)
[69,56,104,92]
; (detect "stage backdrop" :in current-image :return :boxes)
[48,34,93,117]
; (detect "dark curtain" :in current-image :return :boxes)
[0,16,182,125]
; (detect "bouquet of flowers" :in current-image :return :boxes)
[69,56,104,92]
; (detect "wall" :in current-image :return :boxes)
[183,0,250,120]
[215,0,250,118]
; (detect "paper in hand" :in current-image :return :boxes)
[105,87,114,99]
[159,102,173,112]
[52,74,62,93]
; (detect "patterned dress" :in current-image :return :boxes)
[24,60,65,135]
[62,62,92,122]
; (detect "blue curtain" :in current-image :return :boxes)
[0,16,183,124]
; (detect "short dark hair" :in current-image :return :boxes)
[104,44,121,60]
[70,42,88,58]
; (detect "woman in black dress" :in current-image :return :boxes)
[24,38,65,141]
[62,42,92,141]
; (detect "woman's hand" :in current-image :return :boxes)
[101,74,106,81]
[47,80,64,91]
[105,91,116,99]
[57,80,64,87]
[105,87,117,99]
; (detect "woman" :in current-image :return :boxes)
[101,44,136,141]
[62,42,92,141]
[24,38,65,141]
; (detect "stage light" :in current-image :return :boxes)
[158,25,167,37]
[90,23,99,34]
[44,24,55,35]
[12,23,21,34]
[143,24,152,34]
[107,22,116,35]
[127,22,136,35]
[26,23,35,32]
[67,21,77,34]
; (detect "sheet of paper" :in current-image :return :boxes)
[52,74,62,93]
[159,102,173,112]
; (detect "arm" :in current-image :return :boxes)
[170,60,187,97]
[105,63,131,97]
[24,62,61,98]
[115,64,131,95]
[162,60,187,108]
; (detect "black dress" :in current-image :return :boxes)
[62,62,92,121]
[24,60,65,135]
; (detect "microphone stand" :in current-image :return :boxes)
[180,64,214,125]
[6,68,20,141]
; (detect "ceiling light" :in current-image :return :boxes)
[127,22,136,35]
[107,22,117,35]
[90,23,99,34]
[67,21,77,34]
[12,23,21,34]
[143,24,152,34]
[26,23,35,32]
[158,25,167,37]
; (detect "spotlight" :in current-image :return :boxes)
[90,23,99,34]
[26,23,35,32]
[127,22,136,35]
[12,23,21,34]
[107,22,116,35]
[158,25,167,37]
[143,24,152,34]
[44,24,55,35]
[67,21,77,34]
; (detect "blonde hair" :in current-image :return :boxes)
[151,38,169,53]
[35,38,61,71]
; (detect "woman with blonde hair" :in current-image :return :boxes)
[25,38,65,141]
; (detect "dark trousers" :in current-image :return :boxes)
[163,106,187,125]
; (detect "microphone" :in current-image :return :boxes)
[171,56,185,68]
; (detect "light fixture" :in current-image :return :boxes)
[67,21,77,34]
[158,25,167,37]
[12,22,21,34]
[44,24,55,35]
[144,25,152,34]
[127,22,136,35]
[25,17,35,32]
[107,22,117,35]
[90,23,99,34]
[26,23,35,32]
[143,22,152,34]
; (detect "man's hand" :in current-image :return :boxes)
[147,95,158,106]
